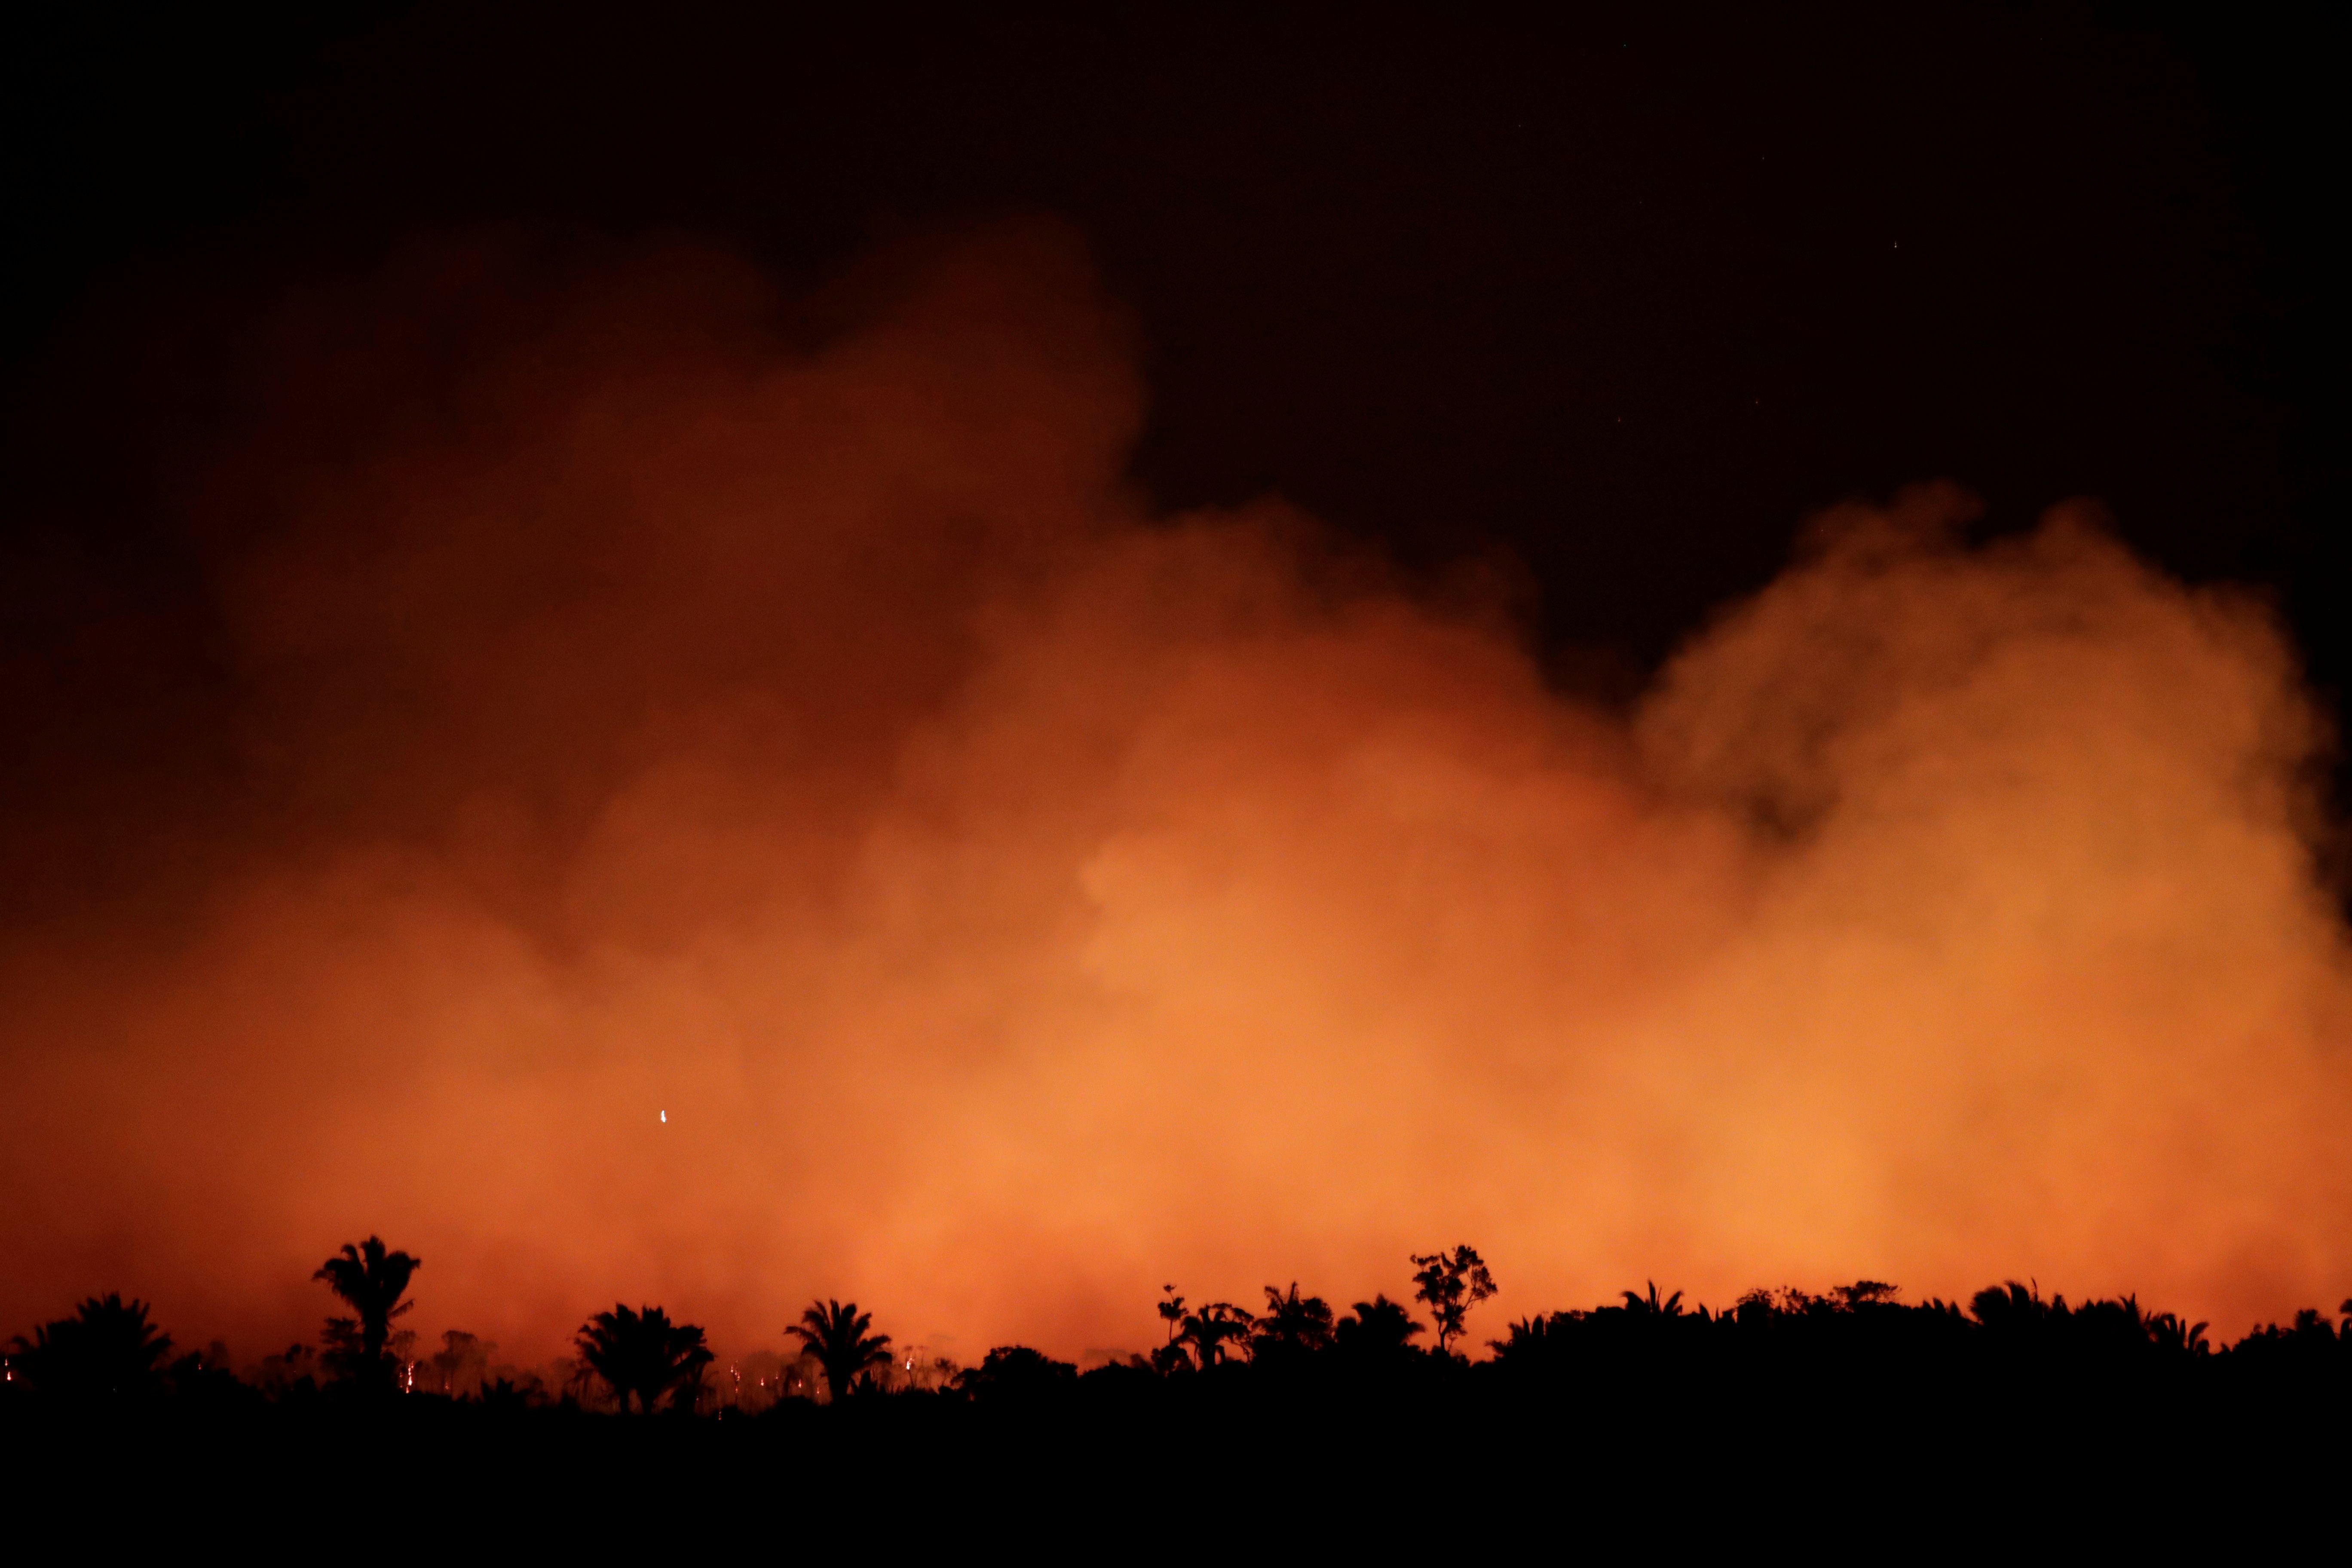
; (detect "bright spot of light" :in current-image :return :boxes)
[659,1109,667,1124]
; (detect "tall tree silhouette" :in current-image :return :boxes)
[313,1236,421,1391]
[1410,1245,1497,1358]
[1157,1286,1187,1347]
[787,1299,892,1402]
[1152,1285,1191,1374]
[9,1294,173,1402]
[575,1305,713,1414]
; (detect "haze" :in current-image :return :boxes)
[4,227,2346,1366]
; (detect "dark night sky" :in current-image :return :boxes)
[3,4,2344,762]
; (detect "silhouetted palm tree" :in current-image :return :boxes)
[1969,1279,2078,1357]
[1251,1283,1335,1360]
[1150,1286,1194,1374]
[1334,1295,1426,1358]
[1157,1285,1187,1347]
[2146,1311,2211,1357]
[576,1305,714,1414]
[1969,1279,2047,1328]
[1180,1301,1255,1368]
[313,1236,421,1391]
[1620,1280,1684,1317]
[787,1299,892,1402]
[9,1294,174,1402]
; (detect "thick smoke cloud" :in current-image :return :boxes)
[4,225,2347,1365]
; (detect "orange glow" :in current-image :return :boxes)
[4,224,2348,1366]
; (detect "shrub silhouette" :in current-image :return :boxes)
[313,1237,421,1392]
[9,1294,174,1403]
[575,1305,713,1414]
[787,1299,892,1402]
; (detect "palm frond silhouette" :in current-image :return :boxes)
[1488,1312,1565,1365]
[313,1236,420,1390]
[9,1293,174,1402]
[1621,1280,1684,1317]
[1333,1294,1426,1357]
[2147,1311,2211,1357]
[1969,1279,2046,1328]
[1156,1285,1188,1345]
[787,1299,892,1402]
[1179,1301,1255,1368]
[1251,1282,1335,1360]
[576,1304,714,1414]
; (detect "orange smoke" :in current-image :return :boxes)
[4,224,2348,1366]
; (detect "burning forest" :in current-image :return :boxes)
[4,5,2347,1533]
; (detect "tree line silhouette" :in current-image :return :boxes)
[8,1235,2352,1421]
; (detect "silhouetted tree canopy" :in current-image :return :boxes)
[1410,1245,1497,1359]
[954,1345,1078,1402]
[10,1246,2352,1515]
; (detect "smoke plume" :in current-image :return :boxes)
[4,224,2347,1363]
